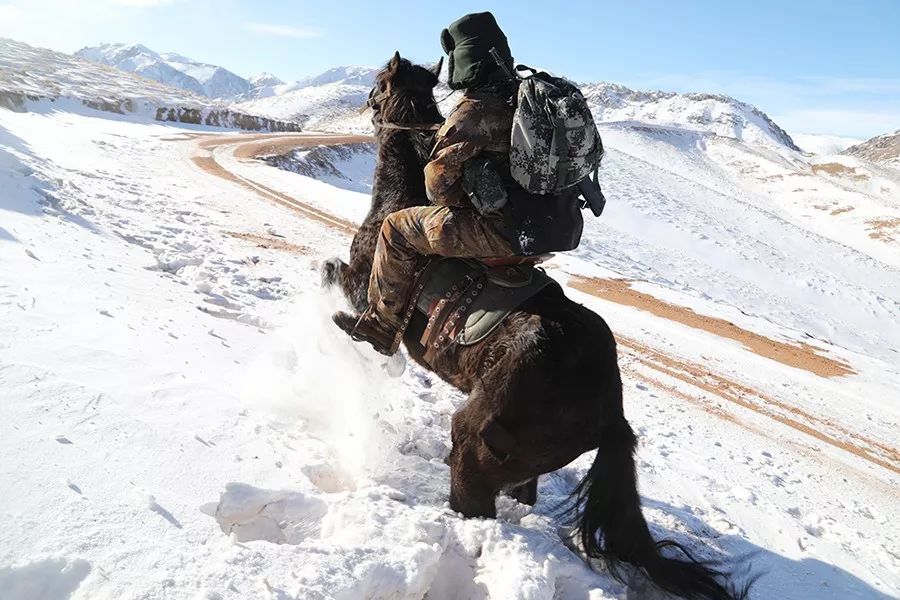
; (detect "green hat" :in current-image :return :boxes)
[440,12,513,90]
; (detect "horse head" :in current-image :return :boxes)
[367,51,444,129]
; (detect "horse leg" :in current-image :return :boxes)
[506,478,538,506]
[448,403,503,518]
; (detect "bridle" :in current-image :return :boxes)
[360,86,443,132]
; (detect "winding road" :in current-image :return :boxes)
[186,131,898,481]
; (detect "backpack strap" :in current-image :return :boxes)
[578,162,606,217]
[552,120,571,189]
[489,47,521,82]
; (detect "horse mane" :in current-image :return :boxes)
[372,57,444,135]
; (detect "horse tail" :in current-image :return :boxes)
[572,416,749,599]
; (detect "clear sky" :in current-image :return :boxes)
[1,0,898,138]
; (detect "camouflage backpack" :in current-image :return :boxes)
[491,50,606,216]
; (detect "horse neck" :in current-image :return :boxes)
[373,130,429,209]
[345,129,430,291]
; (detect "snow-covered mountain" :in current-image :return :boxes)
[237,69,802,153]
[1,38,300,132]
[76,43,251,99]
[246,72,285,99]
[843,129,900,167]
[792,133,862,156]
[237,80,372,133]
[4,34,900,600]
[296,65,379,88]
[3,87,899,599]
[67,43,804,155]
[582,83,800,151]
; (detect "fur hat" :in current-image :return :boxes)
[440,12,513,90]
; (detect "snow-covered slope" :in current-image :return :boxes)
[76,43,251,99]
[295,65,378,88]
[843,129,900,168]
[234,66,379,133]
[239,72,802,154]
[0,38,300,132]
[246,72,285,99]
[582,83,799,152]
[3,42,900,600]
[792,133,862,155]
[2,104,898,600]
[237,81,373,133]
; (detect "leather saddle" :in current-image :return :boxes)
[402,254,554,364]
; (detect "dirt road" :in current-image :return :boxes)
[187,131,897,478]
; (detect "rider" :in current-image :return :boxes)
[333,11,584,355]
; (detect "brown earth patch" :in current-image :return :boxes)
[225,231,309,254]
[569,276,854,378]
[830,206,856,216]
[157,132,210,142]
[866,217,900,242]
[812,162,869,181]
[619,339,899,476]
[232,134,373,160]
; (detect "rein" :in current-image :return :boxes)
[372,121,442,132]
[360,86,444,133]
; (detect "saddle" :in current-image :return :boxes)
[400,255,554,365]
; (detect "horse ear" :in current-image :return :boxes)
[430,56,444,79]
[388,51,401,72]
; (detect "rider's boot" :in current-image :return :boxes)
[332,310,398,356]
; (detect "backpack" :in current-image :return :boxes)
[490,49,607,216]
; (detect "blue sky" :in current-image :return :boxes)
[1,0,898,138]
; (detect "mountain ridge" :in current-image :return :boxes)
[76,42,252,100]
[1,38,301,132]
[69,41,800,152]
[842,129,900,167]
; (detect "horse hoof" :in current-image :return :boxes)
[321,257,342,288]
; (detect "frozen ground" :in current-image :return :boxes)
[1,104,899,600]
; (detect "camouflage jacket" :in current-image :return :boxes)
[425,90,583,255]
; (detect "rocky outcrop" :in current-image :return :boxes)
[263,143,375,192]
[153,107,301,131]
[843,130,900,166]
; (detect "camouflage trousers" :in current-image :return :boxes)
[368,205,514,330]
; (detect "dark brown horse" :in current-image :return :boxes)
[322,53,749,600]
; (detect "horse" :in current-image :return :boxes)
[321,52,749,600]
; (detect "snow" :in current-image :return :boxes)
[76,43,252,100]
[792,133,862,155]
[1,38,213,111]
[295,66,379,88]
[582,83,799,152]
[843,129,900,168]
[2,43,900,598]
[262,143,376,193]
[236,82,373,133]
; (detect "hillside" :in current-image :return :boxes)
[76,43,253,99]
[2,103,898,599]
[239,71,801,154]
[64,42,806,154]
[843,129,900,167]
[0,39,300,132]
[792,133,862,155]
[582,82,800,152]
[2,36,899,600]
